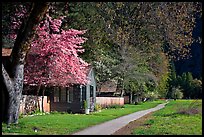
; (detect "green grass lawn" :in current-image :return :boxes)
[2,100,165,135]
[133,99,202,135]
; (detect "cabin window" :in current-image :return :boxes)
[67,87,73,103]
[60,87,66,102]
[90,85,94,97]
[82,86,86,100]
[54,87,60,102]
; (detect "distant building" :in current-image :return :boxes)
[97,80,120,97]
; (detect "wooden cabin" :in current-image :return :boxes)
[2,48,96,115]
[49,67,96,114]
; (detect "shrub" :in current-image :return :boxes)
[94,103,102,111]
[135,102,143,105]
[60,111,67,114]
[107,104,124,109]
[19,113,24,119]
[190,79,202,99]
[50,111,60,114]
[83,100,88,109]
[145,91,159,101]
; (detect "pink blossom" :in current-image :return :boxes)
[24,14,89,87]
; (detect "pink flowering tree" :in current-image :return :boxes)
[2,2,89,125]
[24,14,89,87]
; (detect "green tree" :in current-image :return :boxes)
[167,70,202,99]
[60,2,201,99]
[156,71,170,98]
[64,3,122,91]
[171,86,184,100]
[190,79,202,99]
[94,2,201,96]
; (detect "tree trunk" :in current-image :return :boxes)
[42,87,45,113]
[6,64,24,124]
[36,85,41,111]
[2,87,5,122]
[97,83,102,97]
[130,91,133,104]
[2,2,49,126]
[116,77,124,97]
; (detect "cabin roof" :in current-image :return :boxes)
[99,80,117,93]
[67,65,93,85]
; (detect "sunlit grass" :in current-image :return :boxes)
[2,100,165,135]
[133,100,202,135]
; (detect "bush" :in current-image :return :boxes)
[83,100,88,109]
[134,102,143,105]
[145,91,159,101]
[50,111,67,114]
[60,111,67,114]
[107,104,125,109]
[94,103,102,111]
[50,111,60,114]
[190,79,202,99]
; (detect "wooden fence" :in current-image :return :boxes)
[96,97,124,108]
[19,95,50,115]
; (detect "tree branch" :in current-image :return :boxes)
[2,63,14,95]
[11,2,49,77]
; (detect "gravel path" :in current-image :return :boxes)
[72,102,168,135]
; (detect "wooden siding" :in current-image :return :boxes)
[86,68,96,112]
[50,86,83,113]
[50,102,69,112]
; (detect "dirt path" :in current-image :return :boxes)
[112,112,153,135]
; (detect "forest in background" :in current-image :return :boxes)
[52,2,202,101]
[2,2,202,107]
